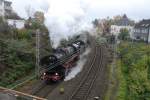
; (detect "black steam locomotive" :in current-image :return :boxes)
[40,34,89,82]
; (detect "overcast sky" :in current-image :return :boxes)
[9,0,150,21]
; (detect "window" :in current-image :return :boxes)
[141,28,148,33]
[136,29,140,33]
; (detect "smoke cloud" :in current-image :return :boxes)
[11,0,93,47]
[64,48,91,81]
[44,0,93,48]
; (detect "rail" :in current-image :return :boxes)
[69,45,104,100]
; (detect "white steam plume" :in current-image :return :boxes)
[64,48,91,81]
[44,0,93,48]
[11,0,93,47]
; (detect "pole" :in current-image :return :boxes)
[36,29,40,78]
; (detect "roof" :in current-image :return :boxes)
[135,19,150,28]
[123,14,127,19]
[115,14,130,26]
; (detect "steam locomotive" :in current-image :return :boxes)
[40,34,89,82]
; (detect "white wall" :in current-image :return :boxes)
[7,19,25,29]
[111,25,134,38]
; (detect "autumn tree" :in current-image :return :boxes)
[118,28,130,40]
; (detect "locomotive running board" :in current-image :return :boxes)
[0,86,47,100]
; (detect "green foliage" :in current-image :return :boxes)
[0,39,35,87]
[117,42,150,100]
[0,17,52,87]
[118,28,130,40]
[0,21,11,36]
[117,60,127,100]
[16,29,32,40]
[92,19,99,27]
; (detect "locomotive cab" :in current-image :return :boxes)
[40,55,58,67]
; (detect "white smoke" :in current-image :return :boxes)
[11,0,94,47]
[44,0,93,48]
[64,48,91,81]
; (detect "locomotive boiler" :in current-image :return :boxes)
[40,34,89,82]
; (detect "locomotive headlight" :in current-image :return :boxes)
[44,73,46,75]
[55,73,58,75]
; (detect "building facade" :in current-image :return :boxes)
[133,19,150,43]
[111,25,133,38]
[7,19,25,29]
[111,14,134,38]
[0,0,5,16]
[0,0,12,17]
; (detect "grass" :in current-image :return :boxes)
[104,62,117,100]
[116,60,127,100]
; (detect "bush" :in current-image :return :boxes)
[118,28,130,40]
[16,29,32,40]
[117,42,150,100]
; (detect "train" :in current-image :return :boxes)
[40,34,89,83]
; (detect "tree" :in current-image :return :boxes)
[92,19,99,28]
[0,18,11,37]
[25,5,34,18]
[34,11,45,24]
[118,28,130,40]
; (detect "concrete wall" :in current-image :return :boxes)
[7,19,25,29]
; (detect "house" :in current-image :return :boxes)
[0,0,12,17]
[0,0,25,29]
[133,19,150,43]
[111,14,134,38]
[111,25,133,38]
[7,19,25,29]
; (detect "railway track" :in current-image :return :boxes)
[31,80,58,98]
[69,45,104,100]
[31,47,97,99]
[30,38,101,99]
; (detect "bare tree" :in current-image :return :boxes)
[25,5,35,18]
